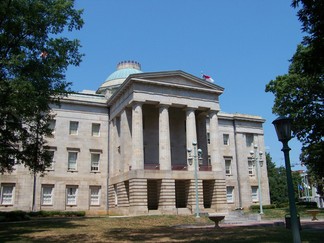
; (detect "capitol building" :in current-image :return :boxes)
[0,61,270,215]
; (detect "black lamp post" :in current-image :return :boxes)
[272,116,301,243]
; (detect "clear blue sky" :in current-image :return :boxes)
[65,0,305,170]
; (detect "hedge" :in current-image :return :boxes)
[0,210,85,222]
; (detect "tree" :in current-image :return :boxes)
[266,152,301,206]
[265,0,324,196]
[0,0,83,174]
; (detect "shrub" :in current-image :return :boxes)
[0,210,85,222]
[296,201,318,209]
[0,210,30,222]
[28,210,85,217]
[275,202,289,208]
[249,204,276,210]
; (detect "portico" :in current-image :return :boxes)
[107,71,227,215]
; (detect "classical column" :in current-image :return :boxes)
[121,108,132,172]
[209,110,224,172]
[109,119,115,176]
[159,105,171,170]
[197,113,208,166]
[186,108,197,171]
[132,102,144,170]
[110,117,121,175]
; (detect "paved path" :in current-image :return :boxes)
[175,219,324,231]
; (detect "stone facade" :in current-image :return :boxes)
[0,62,270,215]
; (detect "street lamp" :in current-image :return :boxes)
[187,141,203,218]
[250,144,264,215]
[273,116,301,243]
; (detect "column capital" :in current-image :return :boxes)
[209,110,219,117]
[132,102,143,109]
[184,107,197,114]
[159,104,170,110]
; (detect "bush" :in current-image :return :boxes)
[249,204,276,210]
[275,202,289,208]
[296,201,318,209]
[29,210,85,217]
[0,210,85,222]
[0,210,30,222]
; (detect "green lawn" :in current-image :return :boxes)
[0,214,323,242]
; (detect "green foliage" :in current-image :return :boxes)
[266,0,324,196]
[0,210,30,222]
[0,210,85,222]
[29,210,86,217]
[0,0,83,174]
[266,153,302,205]
[296,201,318,209]
[291,0,324,75]
[250,204,276,210]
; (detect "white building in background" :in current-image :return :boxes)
[0,61,270,215]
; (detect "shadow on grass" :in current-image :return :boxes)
[102,225,324,243]
[0,217,86,242]
[0,217,323,242]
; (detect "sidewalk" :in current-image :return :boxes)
[175,218,324,231]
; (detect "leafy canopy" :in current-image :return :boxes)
[0,0,83,173]
[266,0,323,195]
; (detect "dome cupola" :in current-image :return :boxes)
[97,60,142,94]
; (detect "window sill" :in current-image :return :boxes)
[90,171,100,174]
[67,170,78,173]
[41,204,53,206]
[90,204,100,207]
[0,204,13,207]
[66,204,77,207]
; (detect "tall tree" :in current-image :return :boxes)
[265,0,324,196]
[266,153,301,205]
[0,0,83,174]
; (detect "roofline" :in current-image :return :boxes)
[218,112,266,123]
[57,92,107,107]
[107,70,224,106]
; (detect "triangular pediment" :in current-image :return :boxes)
[107,70,224,108]
[128,70,224,92]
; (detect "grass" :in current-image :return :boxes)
[0,214,323,242]
[251,207,324,219]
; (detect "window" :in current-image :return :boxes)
[90,186,101,206]
[207,132,210,144]
[246,133,254,147]
[248,158,255,176]
[1,184,15,205]
[226,186,234,203]
[251,186,259,202]
[91,153,100,172]
[66,186,78,205]
[42,185,54,205]
[225,159,232,175]
[208,155,211,166]
[69,121,79,135]
[92,123,100,136]
[8,155,16,167]
[48,119,56,136]
[223,134,229,145]
[68,151,78,171]
[47,150,55,170]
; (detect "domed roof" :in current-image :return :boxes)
[106,67,142,81]
[97,61,142,94]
